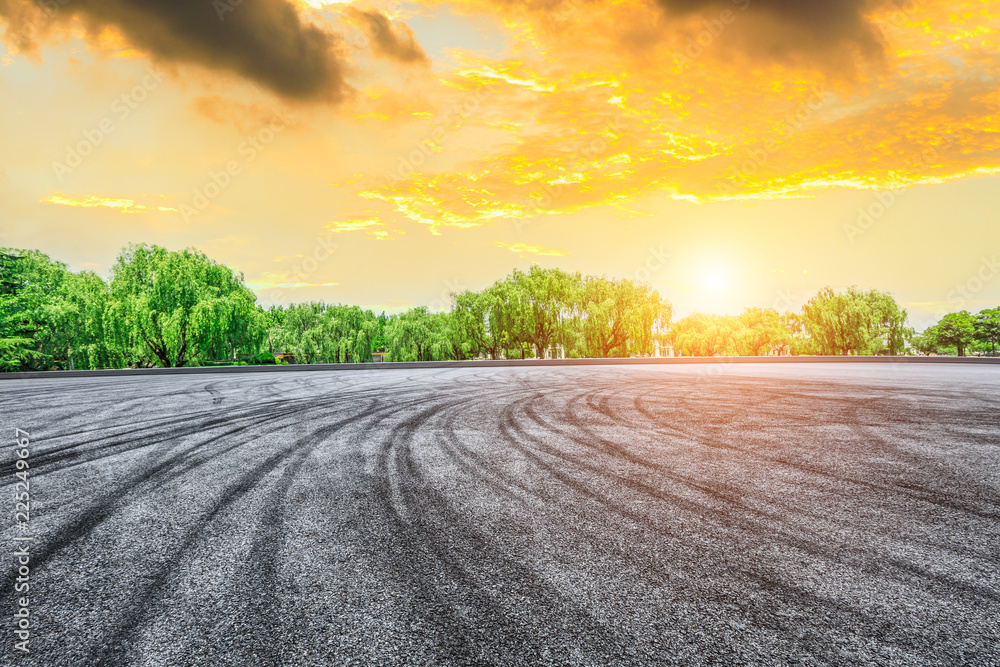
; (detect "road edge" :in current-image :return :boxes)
[2,355,999,380]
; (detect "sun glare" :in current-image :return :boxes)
[701,268,728,291]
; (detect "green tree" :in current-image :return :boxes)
[801,287,910,355]
[273,302,329,363]
[869,291,912,355]
[107,244,261,368]
[505,266,581,358]
[0,249,120,371]
[268,302,379,364]
[731,308,792,356]
[0,250,59,370]
[578,277,671,358]
[385,307,450,361]
[670,313,738,357]
[0,249,127,371]
[372,312,388,352]
[325,304,379,362]
[934,311,976,357]
[453,288,509,359]
[974,307,1000,355]
[62,270,124,370]
[261,305,285,355]
[910,326,943,355]
[781,312,817,355]
[441,310,472,360]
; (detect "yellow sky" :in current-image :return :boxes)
[1,0,999,327]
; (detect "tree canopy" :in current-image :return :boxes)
[915,311,977,357]
[801,287,911,356]
[0,249,121,371]
[106,244,263,368]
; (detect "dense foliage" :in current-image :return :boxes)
[107,244,264,367]
[670,309,795,357]
[449,267,670,361]
[800,287,912,356]
[0,250,121,370]
[912,308,1000,356]
[3,242,987,372]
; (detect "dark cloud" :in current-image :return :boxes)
[344,8,430,66]
[658,0,885,56]
[0,0,349,101]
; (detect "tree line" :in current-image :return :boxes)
[0,242,978,372]
[667,287,911,357]
[911,309,1000,357]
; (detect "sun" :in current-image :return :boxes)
[701,267,728,291]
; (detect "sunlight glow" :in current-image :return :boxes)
[701,268,728,292]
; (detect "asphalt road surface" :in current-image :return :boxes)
[1,363,998,666]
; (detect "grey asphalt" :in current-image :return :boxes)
[1,363,998,666]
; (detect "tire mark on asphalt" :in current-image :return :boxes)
[372,394,640,665]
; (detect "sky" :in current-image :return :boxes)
[1,0,998,328]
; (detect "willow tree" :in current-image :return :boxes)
[268,302,379,363]
[802,287,910,356]
[453,288,509,360]
[869,291,912,355]
[325,305,379,362]
[578,277,671,358]
[107,244,262,368]
[504,266,581,358]
[272,302,331,362]
[0,249,121,371]
[670,313,738,357]
[0,249,66,370]
[731,308,791,356]
[63,270,124,370]
[385,307,450,361]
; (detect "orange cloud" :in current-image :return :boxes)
[337,0,1000,230]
